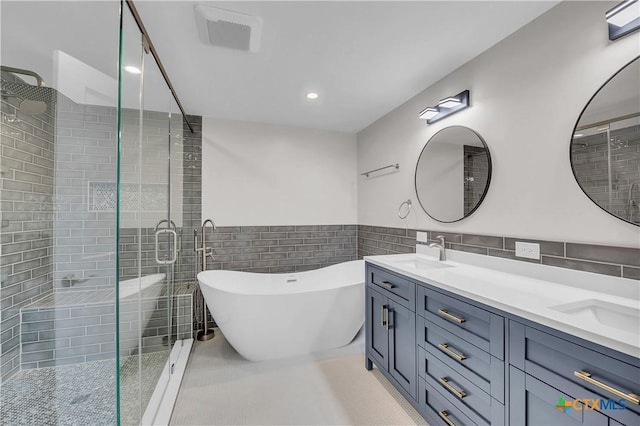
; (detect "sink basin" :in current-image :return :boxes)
[549,299,639,334]
[390,257,454,271]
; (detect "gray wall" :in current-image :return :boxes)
[1,72,56,380]
[571,125,640,224]
[204,225,357,273]
[357,225,640,279]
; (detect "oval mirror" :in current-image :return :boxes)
[415,126,492,223]
[571,57,640,226]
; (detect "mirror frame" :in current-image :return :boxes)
[569,55,640,227]
[415,125,492,223]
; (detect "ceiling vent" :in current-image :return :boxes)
[195,5,262,53]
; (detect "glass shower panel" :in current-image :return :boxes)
[0,1,120,424]
[118,7,174,422]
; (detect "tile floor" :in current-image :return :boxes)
[0,351,168,426]
[170,329,427,425]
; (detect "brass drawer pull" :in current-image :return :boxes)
[438,410,456,426]
[438,343,466,361]
[574,370,640,405]
[380,280,395,289]
[438,309,466,324]
[439,377,466,399]
[385,307,391,330]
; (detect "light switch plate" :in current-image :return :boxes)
[515,241,540,260]
[416,231,429,243]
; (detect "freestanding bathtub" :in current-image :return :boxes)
[198,260,365,361]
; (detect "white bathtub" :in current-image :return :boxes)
[119,273,166,353]
[198,260,365,361]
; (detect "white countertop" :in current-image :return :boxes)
[364,248,640,359]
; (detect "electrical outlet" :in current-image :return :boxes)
[416,231,428,243]
[515,241,540,260]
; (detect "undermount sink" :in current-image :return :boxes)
[390,257,454,271]
[549,299,640,334]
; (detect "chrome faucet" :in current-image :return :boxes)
[195,219,216,271]
[429,235,447,261]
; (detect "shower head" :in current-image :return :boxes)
[1,66,54,116]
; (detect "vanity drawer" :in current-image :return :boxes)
[421,346,496,425]
[418,317,505,403]
[418,286,504,359]
[368,265,415,309]
[419,377,486,426]
[510,321,640,423]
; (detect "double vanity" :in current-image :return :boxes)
[364,249,640,426]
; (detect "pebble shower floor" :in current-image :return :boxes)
[0,352,167,426]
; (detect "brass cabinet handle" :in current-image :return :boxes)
[438,410,456,426]
[574,370,640,405]
[438,343,467,361]
[380,280,395,289]
[439,377,466,399]
[385,307,391,330]
[438,309,466,324]
[380,305,386,327]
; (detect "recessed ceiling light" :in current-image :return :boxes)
[124,65,141,75]
[306,92,319,100]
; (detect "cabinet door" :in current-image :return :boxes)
[388,299,416,399]
[366,287,388,369]
[510,367,608,426]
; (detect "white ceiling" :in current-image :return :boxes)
[135,1,558,132]
[1,1,559,133]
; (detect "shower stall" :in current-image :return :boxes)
[1,1,195,424]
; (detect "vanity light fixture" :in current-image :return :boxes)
[606,0,640,40]
[418,90,470,124]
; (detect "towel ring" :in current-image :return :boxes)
[398,199,412,219]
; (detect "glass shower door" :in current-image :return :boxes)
[118,7,179,425]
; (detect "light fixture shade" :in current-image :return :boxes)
[418,90,470,124]
[418,107,439,120]
[438,97,462,108]
[606,0,640,40]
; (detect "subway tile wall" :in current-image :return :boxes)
[203,225,358,273]
[1,72,56,380]
[571,125,640,224]
[463,145,489,215]
[357,225,640,279]
[19,288,194,370]
[1,76,202,381]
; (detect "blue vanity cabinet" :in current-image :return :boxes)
[365,265,417,401]
[365,261,639,426]
[416,287,505,426]
[509,366,608,426]
[509,321,640,426]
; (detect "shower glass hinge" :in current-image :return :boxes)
[171,363,175,374]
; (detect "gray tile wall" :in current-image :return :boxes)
[53,95,117,290]
[463,145,489,215]
[1,72,56,381]
[204,225,358,273]
[357,225,640,279]
[1,77,202,381]
[571,126,640,223]
[19,290,194,370]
